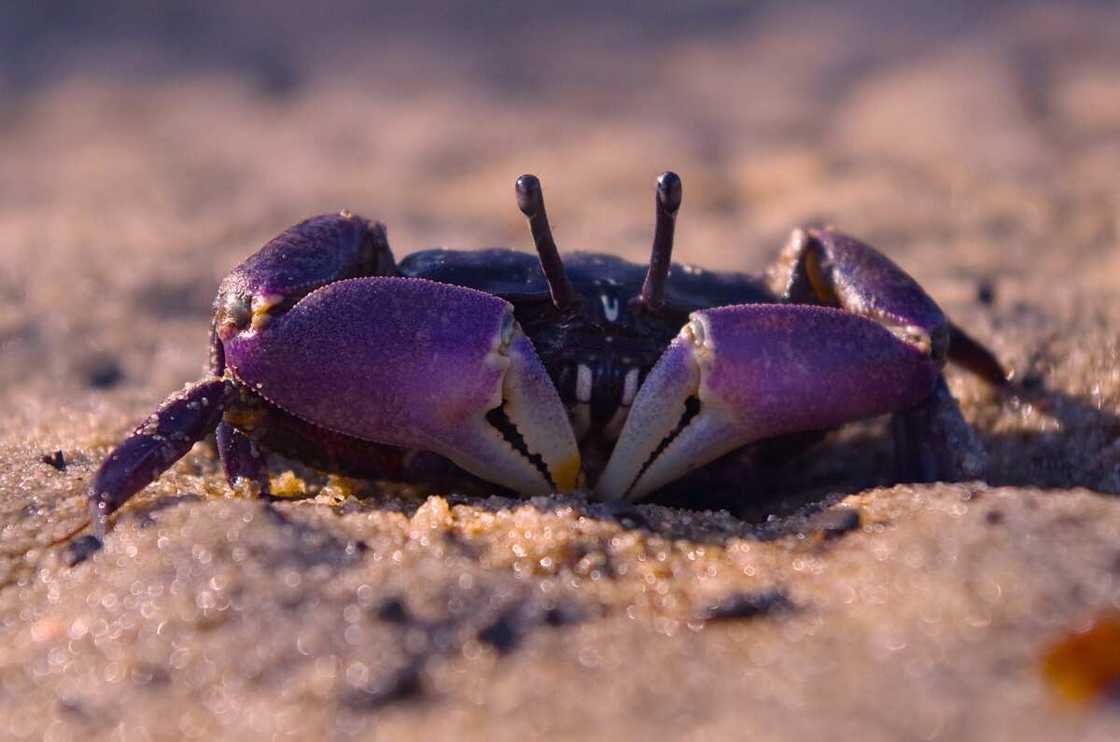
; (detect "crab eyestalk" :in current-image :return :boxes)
[516,174,577,310]
[637,171,683,312]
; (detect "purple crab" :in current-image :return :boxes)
[82,172,1006,552]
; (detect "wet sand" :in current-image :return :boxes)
[2,2,1119,739]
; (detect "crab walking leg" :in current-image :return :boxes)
[768,227,997,481]
[596,305,942,501]
[216,421,271,497]
[223,277,580,496]
[891,375,987,483]
[88,377,233,534]
[946,322,1008,387]
[771,227,1007,385]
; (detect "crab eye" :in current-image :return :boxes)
[217,293,251,338]
[499,312,516,349]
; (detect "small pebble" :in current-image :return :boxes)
[808,507,861,539]
[340,663,424,711]
[600,501,652,530]
[700,590,793,622]
[976,279,996,306]
[543,605,580,627]
[376,597,411,625]
[477,609,520,655]
[1042,612,1120,704]
[40,450,66,471]
[64,535,103,566]
[86,359,124,389]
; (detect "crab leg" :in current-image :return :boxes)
[215,421,271,497]
[222,277,580,496]
[88,377,233,533]
[771,227,1007,385]
[771,227,997,480]
[889,374,987,482]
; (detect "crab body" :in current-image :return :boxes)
[84,172,1007,549]
[403,248,770,455]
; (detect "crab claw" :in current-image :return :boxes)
[223,277,579,496]
[596,304,940,501]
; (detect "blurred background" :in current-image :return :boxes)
[1,0,1116,398]
[3,4,1120,740]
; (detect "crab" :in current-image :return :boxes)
[81,172,1006,551]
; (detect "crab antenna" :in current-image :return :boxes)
[638,171,682,310]
[516,174,577,309]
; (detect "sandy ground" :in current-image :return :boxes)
[2,2,1120,739]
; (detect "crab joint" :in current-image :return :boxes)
[250,293,284,331]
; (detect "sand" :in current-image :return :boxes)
[2,1,1119,739]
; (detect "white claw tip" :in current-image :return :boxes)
[685,318,706,346]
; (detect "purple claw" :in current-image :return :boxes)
[223,277,580,495]
[596,305,940,501]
